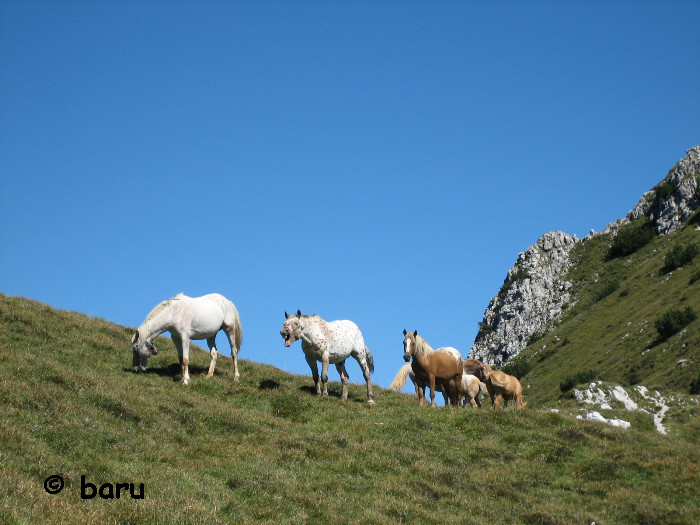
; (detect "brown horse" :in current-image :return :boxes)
[402,330,462,407]
[462,359,491,381]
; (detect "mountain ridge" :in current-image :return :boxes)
[469,145,700,372]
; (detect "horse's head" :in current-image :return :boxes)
[281,310,303,347]
[131,331,157,373]
[402,329,418,362]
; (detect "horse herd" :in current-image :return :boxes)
[131,293,526,409]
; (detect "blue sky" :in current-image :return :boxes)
[1,1,698,394]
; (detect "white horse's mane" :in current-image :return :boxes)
[141,294,184,333]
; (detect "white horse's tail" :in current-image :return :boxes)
[365,346,374,374]
[233,309,243,351]
[227,300,242,351]
[389,363,412,391]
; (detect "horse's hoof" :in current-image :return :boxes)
[234,375,240,382]
[367,399,375,405]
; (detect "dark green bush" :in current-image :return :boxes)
[559,370,597,393]
[527,330,545,345]
[690,373,700,395]
[498,267,529,298]
[476,321,495,339]
[593,278,621,302]
[690,270,700,285]
[655,307,697,339]
[663,243,698,273]
[502,359,532,379]
[608,218,656,258]
[653,181,675,200]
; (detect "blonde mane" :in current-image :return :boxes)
[412,334,435,359]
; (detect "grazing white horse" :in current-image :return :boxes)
[280,310,374,403]
[131,293,242,385]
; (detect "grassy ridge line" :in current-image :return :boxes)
[1,293,699,524]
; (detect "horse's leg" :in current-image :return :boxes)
[172,334,190,385]
[304,355,321,395]
[440,383,450,406]
[493,394,503,409]
[181,337,191,385]
[429,375,437,407]
[451,376,461,408]
[319,354,332,397]
[224,326,240,381]
[206,337,218,378]
[336,362,349,401]
[352,350,374,404]
[416,382,425,406]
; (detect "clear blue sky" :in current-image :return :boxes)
[1,1,698,393]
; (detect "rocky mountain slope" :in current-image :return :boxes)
[469,145,700,366]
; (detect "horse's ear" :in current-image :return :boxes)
[413,330,418,337]
[285,311,290,319]
[296,310,301,317]
[131,332,139,344]
[403,329,407,335]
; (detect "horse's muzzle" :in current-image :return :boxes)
[280,330,291,347]
[403,355,411,363]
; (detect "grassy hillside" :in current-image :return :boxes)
[1,292,699,524]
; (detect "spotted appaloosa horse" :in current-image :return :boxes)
[131,293,242,385]
[402,330,462,407]
[280,310,374,403]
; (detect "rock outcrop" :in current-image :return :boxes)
[469,231,578,365]
[469,146,700,365]
[628,145,700,235]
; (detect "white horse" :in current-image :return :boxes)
[280,310,374,403]
[131,293,242,385]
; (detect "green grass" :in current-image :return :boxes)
[1,293,699,524]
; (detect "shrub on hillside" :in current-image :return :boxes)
[690,270,700,285]
[662,243,698,273]
[501,359,532,379]
[653,181,675,200]
[655,307,697,339]
[608,218,656,258]
[592,278,621,302]
[690,373,700,395]
[559,369,597,393]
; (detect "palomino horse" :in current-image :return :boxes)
[389,363,455,405]
[280,310,374,403]
[402,330,462,407]
[485,370,527,409]
[131,293,242,385]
